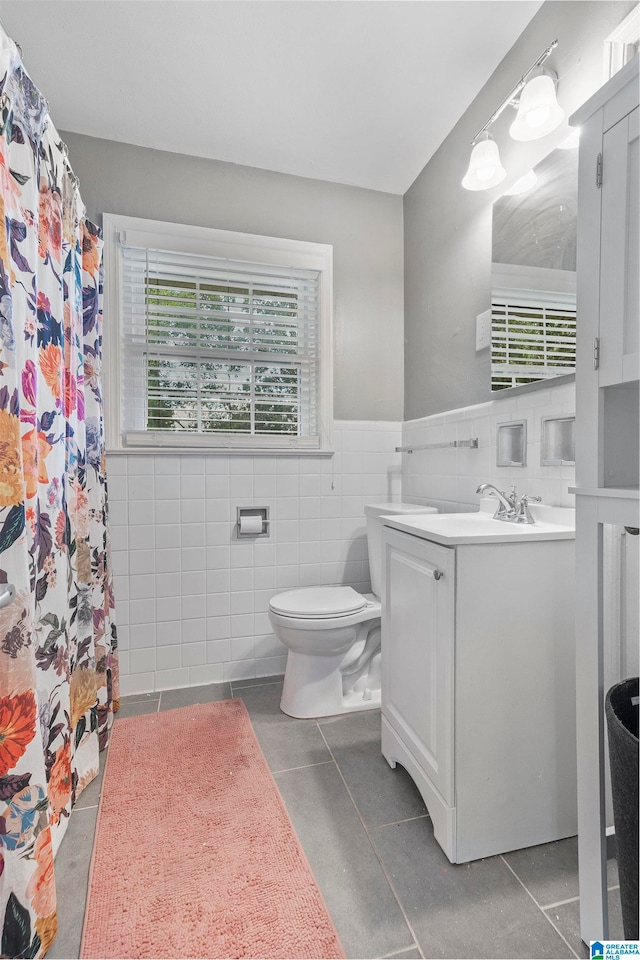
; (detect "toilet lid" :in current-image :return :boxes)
[270,586,368,619]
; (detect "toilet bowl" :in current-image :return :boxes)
[269,502,438,718]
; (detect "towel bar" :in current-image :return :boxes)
[395,438,479,454]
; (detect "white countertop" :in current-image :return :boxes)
[382,501,575,545]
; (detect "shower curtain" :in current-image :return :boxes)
[0,30,118,959]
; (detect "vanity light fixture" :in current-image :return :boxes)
[461,132,506,191]
[509,70,565,141]
[502,169,537,195]
[462,40,562,192]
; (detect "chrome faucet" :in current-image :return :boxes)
[475,484,542,523]
[476,483,517,520]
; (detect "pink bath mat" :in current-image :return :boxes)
[81,698,345,959]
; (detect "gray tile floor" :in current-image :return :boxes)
[50,676,624,960]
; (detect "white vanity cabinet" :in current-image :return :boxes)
[381,517,577,864]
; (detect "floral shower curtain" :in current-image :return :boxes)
[0,29,118,959]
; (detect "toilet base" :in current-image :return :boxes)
[280,679,381,719]
[279,623,381,719]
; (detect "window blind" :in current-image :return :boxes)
[491,291,577,391]
[120,243,322,448]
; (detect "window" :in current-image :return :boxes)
[491,290,577,392]
[103,215,333,452]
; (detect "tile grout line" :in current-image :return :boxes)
[376,813,430,830]
[542,884,621,912]
[315,721,427,960]
[273,759,336,775]
[232,679,283,693]
[381,946,421,959]
[119,695,161,706]
[499,854,580,959]
[541,894,581,910]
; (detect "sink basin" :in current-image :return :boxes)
[382,500,575,545]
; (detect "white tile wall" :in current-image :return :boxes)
[110,389,577,696]
[402,381,576,511]
[108,421,402,696]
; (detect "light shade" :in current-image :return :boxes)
[503,169,537,195]
[461,133,506,191]
[509,72,565,141]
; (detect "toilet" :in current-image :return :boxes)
[269,502,438,718]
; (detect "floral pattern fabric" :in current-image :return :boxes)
[0,28,118,959]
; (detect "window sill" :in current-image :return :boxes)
[106,446,335,458]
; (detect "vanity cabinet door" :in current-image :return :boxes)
[599,104,639,386]
[381,528,455,805]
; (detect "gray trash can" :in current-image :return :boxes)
[605,677,638,940]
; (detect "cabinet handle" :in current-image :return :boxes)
[433,569,443,581]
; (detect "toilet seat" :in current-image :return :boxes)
[270,586,368,620]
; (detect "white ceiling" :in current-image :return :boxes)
[0,1,543,194]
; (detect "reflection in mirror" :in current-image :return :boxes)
[491,146,578,391]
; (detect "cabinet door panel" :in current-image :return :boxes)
[381,529,454,804]
[600,107,639,385]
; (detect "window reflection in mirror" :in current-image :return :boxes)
[491,146,578,392]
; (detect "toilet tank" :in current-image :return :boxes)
[364,502,438,598]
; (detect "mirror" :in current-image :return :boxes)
[491,146,578,392]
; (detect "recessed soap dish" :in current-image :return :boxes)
[496,420,527,467]
[541,416,575,466]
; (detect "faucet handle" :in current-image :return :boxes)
[517,493,542,524]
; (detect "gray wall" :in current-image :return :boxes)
[403,1,636,419]
[62,132,404,422]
